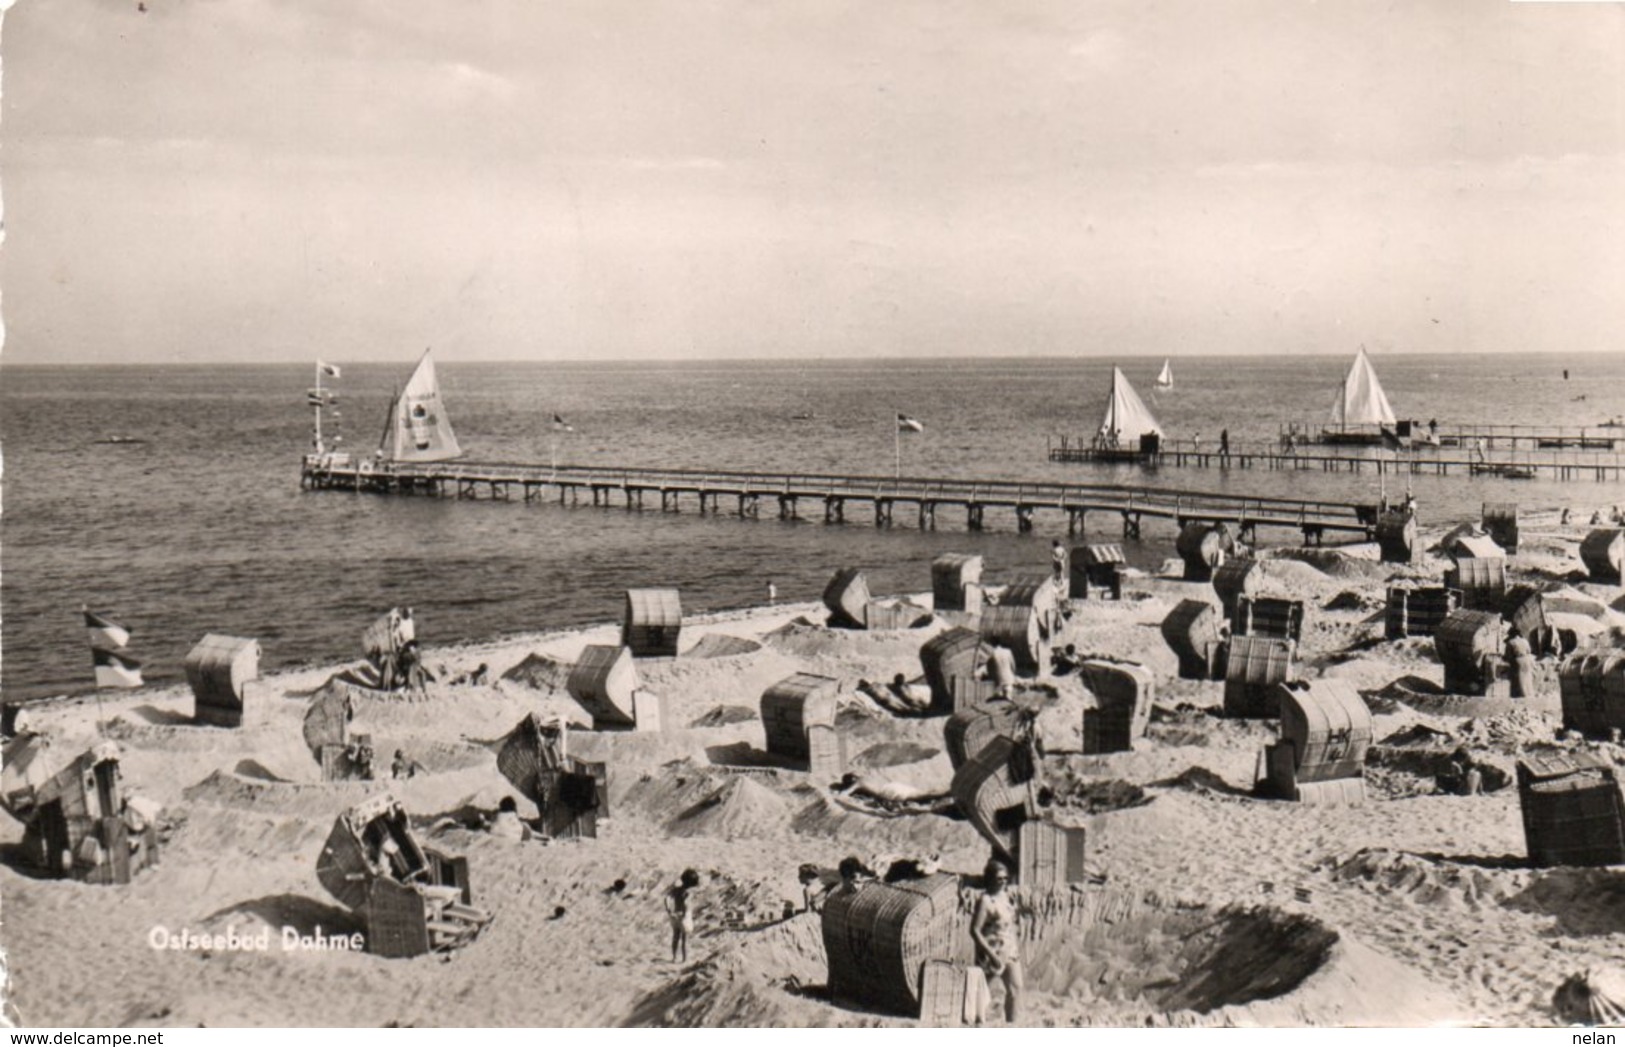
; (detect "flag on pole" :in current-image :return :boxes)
[552,414,574,432]
[84,609,131,650]
[307,390,331,407]
[318,361,342,378]
[897,413,924,432]
[91,647,144,689]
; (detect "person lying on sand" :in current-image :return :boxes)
[446,663,490,687]
[856,674,932,715]
[834,772,944,805]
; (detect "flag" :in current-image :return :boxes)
[318,361,342,378]
[84,609,131,650]
[91,647,144,689]
[897,413,924,432]
[552,414,574,432]
[307,390,330,407]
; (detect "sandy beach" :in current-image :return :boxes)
[4,508,1625,1028]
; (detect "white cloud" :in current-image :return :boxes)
[624,157,726,171]
[436,61,518,103]
[1068,30,1126,72]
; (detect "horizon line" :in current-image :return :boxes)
[1,345,1617,368]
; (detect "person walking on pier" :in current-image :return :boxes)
[1219,429,1231,460]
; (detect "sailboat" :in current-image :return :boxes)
[1092,367,1165,460]
[1322,347,1398,446]
[1154,359,1174,391]
[379,349,464,464]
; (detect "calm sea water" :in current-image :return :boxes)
[3,353,1622,702]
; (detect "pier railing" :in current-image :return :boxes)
[303,457,1382,538]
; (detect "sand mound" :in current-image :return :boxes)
[761,619,943,663]
[668,776,793,839]
[623,916,833,1027]
[1331,848,1515,910]
[690,704,760,728]
[1264,546,1385,581]
[1504,867,1625,937]
[1042,772,1151,814]
[179,768,379,816]
[849,741,939,769]
[1323,590,1379,612]
[502,652,574,690]
[1017,893,1456,1025]
[684,635,764,659]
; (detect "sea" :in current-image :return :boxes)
[3,352,1622,704]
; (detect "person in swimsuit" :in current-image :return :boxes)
[971,858,1023,1024]
[664,868,701,963]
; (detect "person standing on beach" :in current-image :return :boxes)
[767,580,778,606]
[986,641,1017,699]
[971,858,1023,1025]
[1505,630,1536,699]
[665,868,701,963]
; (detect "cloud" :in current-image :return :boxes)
[1068,30,1126,72]
[624,157,727,171]
[436,60,519,103]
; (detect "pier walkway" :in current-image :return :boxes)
[1280,422,1625,451]
[1047,436,1625,481]
[300,457,1385,543]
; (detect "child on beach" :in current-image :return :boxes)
[971,858,1023,1025]
[664,868,701,963]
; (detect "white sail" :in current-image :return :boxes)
[1097,367,1164,445]
[383,350,463,463]
[1330,347,1396,427]
[1155,359,1173,389]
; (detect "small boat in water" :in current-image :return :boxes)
[1470,462,1537,480]
[1091,367,1164,460]
[303,349,463,475]
[1154,359,1173,391]
[379,350,463,464]
[1322,347,1398,446]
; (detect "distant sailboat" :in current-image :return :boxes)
[1093,367,1165,458]
[381,350,463,463]
[1154,359,1173,390]
[1323,347,1397,445]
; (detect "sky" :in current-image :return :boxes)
[1,0,1622,364]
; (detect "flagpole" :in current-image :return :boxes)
[82,604,107,735]
[313,361,323,454]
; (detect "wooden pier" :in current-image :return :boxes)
[1280,422,1625,451]
[300,457,1387,544]
[1048,436,1625,481]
